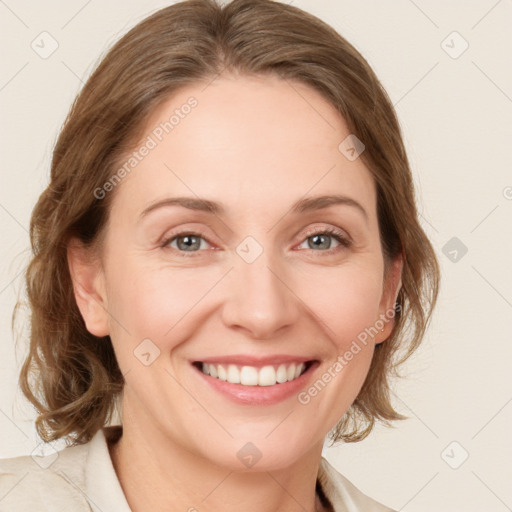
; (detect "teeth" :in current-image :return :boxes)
[240,366,259,385]
[200,362,306,386]
[287,363,296,381]
[227,364,240,384]
[217,364,227,381]
[258,366,276,386]
[276,364,288,383]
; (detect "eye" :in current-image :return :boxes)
[160,226,352,257]
[162,232,212,253]
[297,226,351,253]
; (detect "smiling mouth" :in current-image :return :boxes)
[192,361,315,386]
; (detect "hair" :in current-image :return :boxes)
[13,0,440,445]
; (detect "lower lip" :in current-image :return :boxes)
[192,362,319,405]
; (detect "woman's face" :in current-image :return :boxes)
[72,73,401,470]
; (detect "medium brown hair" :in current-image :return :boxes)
[14,0,439,444]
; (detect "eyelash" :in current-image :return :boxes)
[160,226,352,257]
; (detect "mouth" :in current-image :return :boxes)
[192,360,316,386]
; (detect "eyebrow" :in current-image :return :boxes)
[139,194,369,223]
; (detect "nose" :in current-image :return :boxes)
[221,250,301,340]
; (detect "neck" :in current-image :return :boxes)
[109,407,328,512]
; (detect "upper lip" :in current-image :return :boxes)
[192,354,316,368]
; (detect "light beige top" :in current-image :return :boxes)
[0,427,395,512]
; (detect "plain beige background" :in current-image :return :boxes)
[1,1,511,511]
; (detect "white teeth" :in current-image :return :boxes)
[287,363,296,381]
[227,364,240,384]
[258,365,276,386]
[276,364,288,383]
[200,361,307,386]
[240,366,259,385]
[217,364,227,381]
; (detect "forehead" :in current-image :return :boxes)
[110,74,377,225]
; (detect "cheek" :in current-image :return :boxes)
[104,257,215,358]
[290,262,384,428]
[298,260,383,346]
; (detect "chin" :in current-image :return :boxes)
[194,432,319,473]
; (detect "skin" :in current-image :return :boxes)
[68,73,402,512]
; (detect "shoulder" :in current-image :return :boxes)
[0,437,94,512]
[318,457,396,512]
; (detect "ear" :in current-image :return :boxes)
[67,237,110,337]
[375,252,403,344]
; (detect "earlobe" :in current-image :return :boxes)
[67,237,110,337]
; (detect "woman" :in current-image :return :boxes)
[1,0,439,510]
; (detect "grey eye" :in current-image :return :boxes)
[173,234,205,251]
[299,233,341,251]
